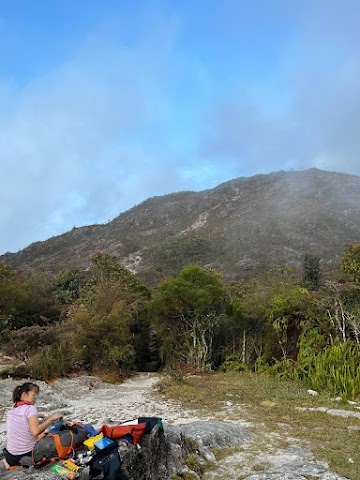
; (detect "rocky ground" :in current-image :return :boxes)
[0,372,356,479]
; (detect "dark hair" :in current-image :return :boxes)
[12,382,39,404]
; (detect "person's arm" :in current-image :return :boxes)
[28,412,62,437]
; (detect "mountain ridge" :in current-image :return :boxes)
[2,168,360,281]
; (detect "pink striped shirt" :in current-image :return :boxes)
[6,404,38,455]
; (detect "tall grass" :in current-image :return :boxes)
[256,335,360,400]
[306,342,360,400]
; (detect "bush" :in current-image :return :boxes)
[16,344,73,380]
[307,342,360,400]
[221,355,248,372]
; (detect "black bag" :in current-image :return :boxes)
[138,417,163,434]
[89,442,128,480]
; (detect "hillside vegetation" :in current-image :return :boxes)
[1,242,360,402]
[1,168,360,282]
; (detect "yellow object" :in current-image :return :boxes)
[64,460,81,471]
[84,432,104,450]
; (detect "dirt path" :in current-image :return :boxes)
[48,372,209,427]
[0,373,207,447]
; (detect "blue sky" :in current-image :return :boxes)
[1,0,360,254]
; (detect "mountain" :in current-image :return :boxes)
[2,168,360,281]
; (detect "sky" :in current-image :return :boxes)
[1,0,360,254]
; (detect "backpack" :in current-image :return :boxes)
[89,441,128,480]
[99,423,147,446]
[32,422,87,466]
[99,417,163,446]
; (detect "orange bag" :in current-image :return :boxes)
[99,423,147,446]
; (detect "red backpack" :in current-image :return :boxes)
[99,423,147,446]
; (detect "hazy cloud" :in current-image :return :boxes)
[0,26,197,252]
[201,0,360,177]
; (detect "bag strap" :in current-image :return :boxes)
[53,430,75,458]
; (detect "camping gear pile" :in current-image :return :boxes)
[30,417,163,480]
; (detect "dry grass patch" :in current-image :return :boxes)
[158,371,360,479]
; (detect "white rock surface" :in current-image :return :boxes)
[0,373,353,479]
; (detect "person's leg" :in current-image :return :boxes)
[4,448,33,467]
[4,449,19,467]
[2,457,11,469]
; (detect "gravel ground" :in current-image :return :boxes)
[0,372,208,449]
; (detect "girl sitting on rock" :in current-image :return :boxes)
[2,382,62,469]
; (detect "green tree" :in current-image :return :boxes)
[148,265,228,370]
[221,281,269,367]
[302,254,322,290]
[322,281,360,344]
[0,264,65,376]
[20,268,60,326]
[0,263,26,332]
[68,253,150,374]
[266,285,311,360]
[341,243,360,283]
[0,264,57,333]
[53,267,83,304]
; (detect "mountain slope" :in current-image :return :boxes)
[2,168,360,280]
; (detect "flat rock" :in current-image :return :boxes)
[166,420,253,448]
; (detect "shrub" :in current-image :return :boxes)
[307,342,360,400]
[221,355,248,372]
[17,344,73,380]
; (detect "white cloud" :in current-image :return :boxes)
[200,0,360,179]
[0,30,189,253]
